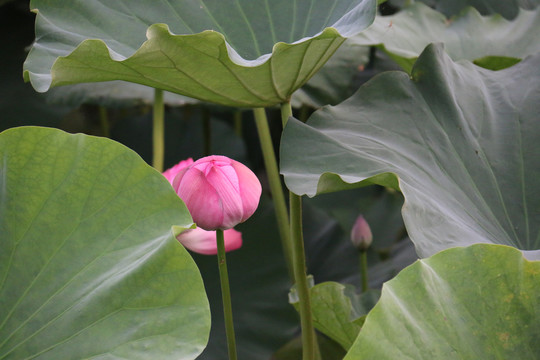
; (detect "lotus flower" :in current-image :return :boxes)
[163,158,245,254]
[172,155,262,230]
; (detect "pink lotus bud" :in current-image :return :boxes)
[172,155,262,230]
[351,215,373,251]
[177,227,242,255]
[162,158,194,184]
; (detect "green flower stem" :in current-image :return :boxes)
[216,229,238,360]
[152,88,165,172]
[360,250,369,293]
[290,193,320,360]
[282,101,320,360]
[253,107,294,281]
[98,106,110,138]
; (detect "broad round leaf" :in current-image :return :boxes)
[23,0,376,107]
[354,3,540,72]
[345,244,540,359]
[0,127,210,359]
[281,44,540,259]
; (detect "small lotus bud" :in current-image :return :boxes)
[351,215,373,251]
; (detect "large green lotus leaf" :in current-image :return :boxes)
[23,0,376,108]
[353,3,540,72]
[345,244,540,359]
[0,127,210,359]
[47,43,368,108]
[417,0,540,20]
[280,44,540,259]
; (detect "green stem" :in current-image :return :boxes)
[98,106,110,138]
[216,229,238,360]
[280,101,292,127]
[282,101,320,360]
[290,194,319,360]
[360,250,369,293]
[152,89,165,172]
[253,107,294,281]
[233,110,243,138]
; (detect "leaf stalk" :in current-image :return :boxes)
[253,107,295,281]
[152,88,165,172]
[281,101,321,360]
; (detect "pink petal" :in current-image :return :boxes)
[176,167,224,230]
[177,227,242,255]
[192,155,231,174]
[205,165,244,229]
[231,160,262,222]
[162,158,194,184]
